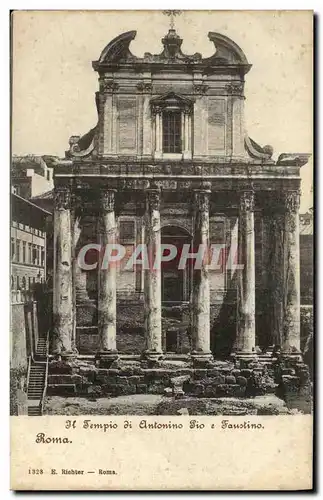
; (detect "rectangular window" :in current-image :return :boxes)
[162,111,182,153]
[22,242,26,263]
[16,239,20,262]
[28,243,32,263]
[32,245,37,265]
[11,237,15,260]
[41,248,45,267]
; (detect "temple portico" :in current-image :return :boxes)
[51,27,310,375]
[53,178,305,364]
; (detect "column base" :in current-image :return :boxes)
[280,351,303,362]
[230,351,257,361]
[56,351,78,362]
[142,350,164,363]
[96,350,119,368]
[191,351,213,367]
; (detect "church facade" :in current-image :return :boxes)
[52,28,310,364]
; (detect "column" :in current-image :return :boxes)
[53,185,74,355]
[154,108,162,159]
[143,189,162,360]
[97,189,118,360]
[233,190,256,357]
[281,190,301,355]
[191,189,213,362]
[183,108,191,159]
[71,193,82,353]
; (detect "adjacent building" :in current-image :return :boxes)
[11,155,54,200]
[11,191,51,292]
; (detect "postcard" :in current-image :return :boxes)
[10,10,313,490]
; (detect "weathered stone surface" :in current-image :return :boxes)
[216,384,245,397]
[194,369,208,379]
[205,385,217,398]
[128,375,143,384]
[236,376,248,387]
[47,384,76,396]
[173,388,185,398]
[170,375,191,386]
[188,382,204,397]
[48,374,84,386]
[210,375,226,386]
[147,384,166,395]
[49,361,73,375]
[136,384,148,394]
[225,375,236,385]
[116,376,129,386]
[119,366,135,377]
[215,384,229,396]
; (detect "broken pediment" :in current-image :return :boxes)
[93,29,251,73]
[206,32,250,67]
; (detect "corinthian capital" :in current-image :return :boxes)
[100,190,115,212]
[147,190,160,211]
[284,190,300,213]
[240,190,255,212]
[54,186,71,210]
[194,190,210,213]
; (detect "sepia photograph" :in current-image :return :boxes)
[10,10,313,424]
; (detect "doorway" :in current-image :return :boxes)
[161,225,192,304]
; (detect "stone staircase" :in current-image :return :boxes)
[27,336,48,416]
[35,338,47,359]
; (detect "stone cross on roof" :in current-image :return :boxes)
[162,10,182,30]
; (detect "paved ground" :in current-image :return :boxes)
[44,393,301,416]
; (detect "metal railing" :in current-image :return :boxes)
[26,356,31,393]
[40,331,49,415]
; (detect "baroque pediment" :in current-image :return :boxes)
[92,30,251,73]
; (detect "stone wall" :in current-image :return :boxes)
[11,303,29,368]
[46,356,312,413]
